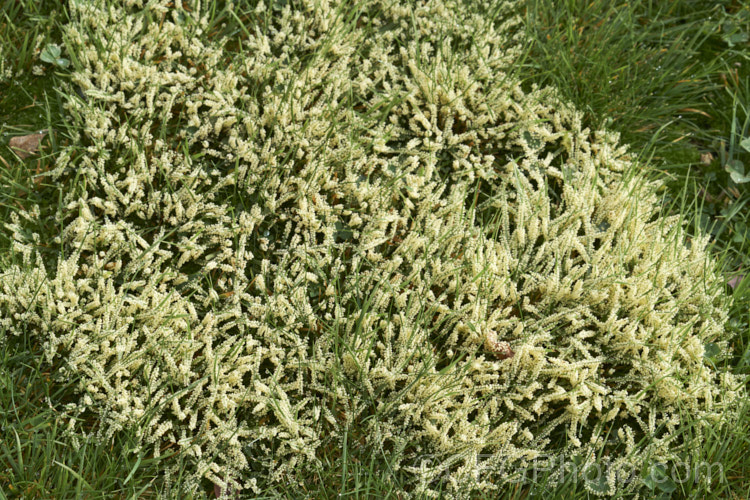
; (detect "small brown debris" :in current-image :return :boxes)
[728,274,744,290]
[700,152,714,166]
[485,330,515,360]
[9,131,47,159]
[213,478,241,499]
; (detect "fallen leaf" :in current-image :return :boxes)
[485,330,515,360]
[700,152,714,166]
[9,131,47,159]
[728,274,744,290]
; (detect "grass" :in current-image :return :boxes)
[0,0,749,498]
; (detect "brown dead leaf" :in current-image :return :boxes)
[700,152,714,166]
[9,131,47,159]
[728,274,744,290]
[485,330,515,360]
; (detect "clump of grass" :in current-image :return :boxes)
[1,0,748,498]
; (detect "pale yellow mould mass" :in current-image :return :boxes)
[0,0,744,497]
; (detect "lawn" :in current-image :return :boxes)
[0,0,748,498]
